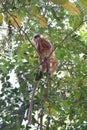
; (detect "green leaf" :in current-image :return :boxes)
[44,102,58,117]
[69,15,82,28]
[30,6,40,15]
[78,0,87,11]
[74,91,80,100]
[0,65,8,74]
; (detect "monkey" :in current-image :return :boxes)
[27,34,59,124]
[34,34,59,80]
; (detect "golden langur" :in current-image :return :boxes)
[34,34,59,79]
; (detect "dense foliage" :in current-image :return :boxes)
[0,0,87,130]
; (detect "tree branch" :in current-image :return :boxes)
[27,80,40,125]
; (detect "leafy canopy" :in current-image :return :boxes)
[0,0,87,130]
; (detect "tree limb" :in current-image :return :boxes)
[27,80,40,125]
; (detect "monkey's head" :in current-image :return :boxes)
[34,34,43,43]
[34,34,40,39]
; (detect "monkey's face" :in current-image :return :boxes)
[34,34,43,43]
[34,34,40,43]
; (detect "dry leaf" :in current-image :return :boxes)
[8,13,22,27]
[0,13,3,25]
[36,14,47,28]
[62,1,80,15]
[50,0,68,5]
